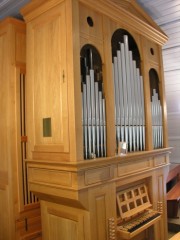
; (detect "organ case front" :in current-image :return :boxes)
[21,0,170,239]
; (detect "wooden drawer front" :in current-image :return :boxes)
[118,159,151,177]
[85,166,111,185]
[79,3,103,41]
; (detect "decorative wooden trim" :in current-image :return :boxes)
[79,0,168,45]
[21,0,65,22]
[27,148,172,171]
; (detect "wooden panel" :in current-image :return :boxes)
[152,169,167,240]
[49,214,78,240]
[28,168,72,187]
[118,159,152,177]
[88,183,116,240]
[85,166,111,185]
[16,203,41,239]
[0,189,10,240]
[154,156,167,166]
[95,195,106,240]
[0,171,8,190]
[0,31,9,172]
[27,2,69,153]
[16,31,26,64]
[16,216,41,237]
[157,174,165,240]
[157,174,164,202]
[41,201,90,240]
[79,3,103,41]
[141,37,160,64]
[20,232,42,240]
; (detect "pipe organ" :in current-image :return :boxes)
[20,0,171,240]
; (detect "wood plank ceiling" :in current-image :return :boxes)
[0,0,179,163]
[0,0,30,20]
[137,0,180,163]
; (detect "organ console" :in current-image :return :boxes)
[20,0,171,240]
[116,184,162,239]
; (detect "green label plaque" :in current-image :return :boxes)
[43,117,52,137]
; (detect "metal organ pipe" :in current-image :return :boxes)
[82,83,88,159]
[112,35,146,153]
[129,52,136,151]
[140,76,145,150]
[81,48,106,159]
[120,42,129,147]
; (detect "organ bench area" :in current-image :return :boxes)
[21,0,171,240]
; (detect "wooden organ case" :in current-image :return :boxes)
[21,0,170,240]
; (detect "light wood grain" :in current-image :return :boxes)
[20,0,170,239]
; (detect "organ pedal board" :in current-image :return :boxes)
[116,184,161,239]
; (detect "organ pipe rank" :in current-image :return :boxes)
[151,89,163,149]
[81,47,106,159]
[112,35,145,153]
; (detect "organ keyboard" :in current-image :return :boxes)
[116,184,161,239]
